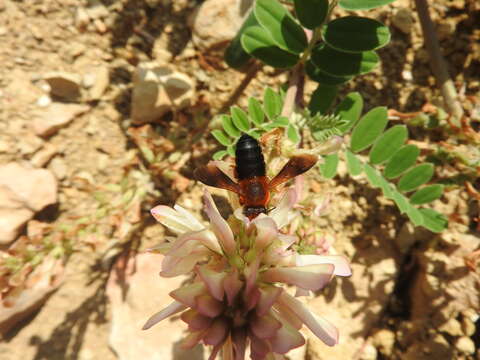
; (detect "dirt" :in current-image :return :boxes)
[0,0,479,359]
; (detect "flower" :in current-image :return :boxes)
[144,188,351,360]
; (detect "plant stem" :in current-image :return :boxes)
[281,64,304,117]
[414,0,464,126]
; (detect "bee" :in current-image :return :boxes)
[194,134,318,220]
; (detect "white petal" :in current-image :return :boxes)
[269,188,298,228]
[142,301,187,330]
[151,205,204,234]
[203,191,235,255]
[295,254,351,276]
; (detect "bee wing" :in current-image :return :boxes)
[268,154,318,190]
[194,163,242,195]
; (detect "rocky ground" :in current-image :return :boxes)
[0,0,479,359]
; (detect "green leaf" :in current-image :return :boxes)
[410,184,444,205]
[323,16,391,53]
[212,130,232,146]
[241,26,299,68]
[311,44,379,77]
[406,204,424,226]
[294,0,329,29]
[419,208,448,233]
[306,60,353,85]
[247,129,262,139]
[213,150,228,160]
[369,125,408,164]
[224,11,258,69]
[221,115,241,137]
[398,164,434,193]
[336,92,363,134]
[227,145,236,157]
[255,0,308,54]
[350,106,388,153]
[231,106,250,132]
[339,0,396,10]
[346,150,363,176]
[264,88,283,119]
[320,154,339,179]
[287,124,300,143]
[392,190,409,214]
[308,85,338,115]
[248,98,265,125]
[364,163,382,187]
[272,116,289,126]
[384,144,420,179]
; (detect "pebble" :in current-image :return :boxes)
[36,94,52,107]
[392,8,414,34]
[43,71,82,101]
[0,185,34,244]
[32,103,90,137]
[49,157,68,180]
[439,317,463,336]
[372,329,395,356]
[31,143,58,167]
[84,66,109,100]
[455,336,475,354]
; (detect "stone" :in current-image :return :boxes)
[43,71,82,101]
[30,143,58,167]
[49,157,68,180]
[307,246,397,360]
[190,0,253,51]
[131,63,195,124]
[439,317,463,337]
[83,66,109,100]
[106,253,209,360]
[0,163,57,212]
[32,102,90,137]
[455,336,475,354]
[391,8,414,34]
[0,255,64,335]
[0,186,34,244]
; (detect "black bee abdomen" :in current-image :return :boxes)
[235,134,266,180]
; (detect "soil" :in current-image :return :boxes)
[0,0,479,360]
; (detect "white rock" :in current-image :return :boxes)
[131,63,195,124]
[32,102,89,137]
[0,186,34,244]
[0,163,57,212]
[106,253,208,360]
[49,157,68,180]
[391,8,414,34]
[43,71,82,100]
[190,0,253,50]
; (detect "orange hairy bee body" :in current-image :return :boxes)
[195,134,317,220]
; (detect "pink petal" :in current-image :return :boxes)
[244,258,260,297]
[181,309,213,331]
[294,287,311,297]
[197,266,225,301]
[203,191,236,255]
[208,344,222,360]
[169,229,222,255]
[223,270,243,306]
[268,188,297,228]
[151,205,203,234]
[250,313,282,339]
[295,254,352,276]
[252,216,278,251]
[268,322,305,354]
[244,286,261,312]
[160,252,206,277]
[278,292,338,346]
[182,330,206,349]
[203,317,229,346]
[250,335,271,360]
[272,303,303,330]
[256,286,283,317]
[196,294,224,318]
[174,204,204,229]
[262,264,335,291]
[142,301,187,330]
[170,282,205,308]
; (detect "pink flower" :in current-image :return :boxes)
[144,189,351,360]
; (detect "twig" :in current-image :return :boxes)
[414,0,464,126]
[281,64,305,117]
